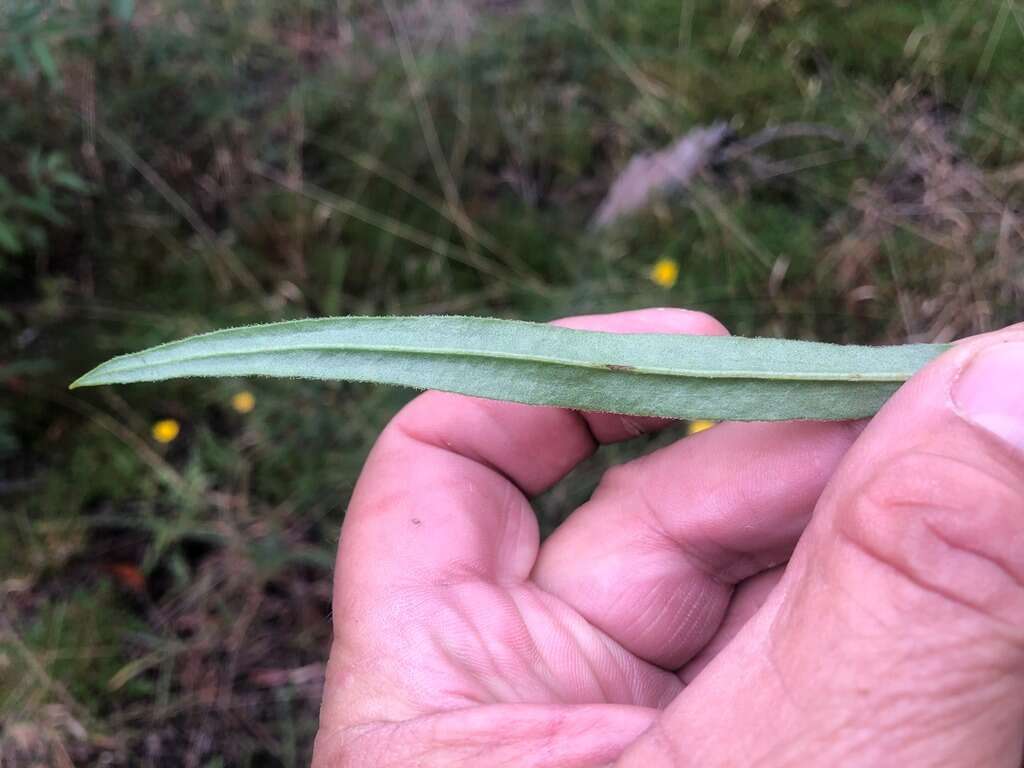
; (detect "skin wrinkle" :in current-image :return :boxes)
[576,637,616,706]
[632,466,745,644]
[324,703,649,768]
[597,565,641,626]
[430,629,495,705]
[671,580,718,665]
[582,598,681,706]
[679,570,779,683]
[539,595,599,703]
[489,590,559,701]
[645,578,717,669]
[912,447,1024,491]
[917,501,1024,591]
[436,585,533,702]
[612,572,677,649]
[545,464,703,663]
[506,584,677,707]
[588,631,635,706]
[853,446,1021,521]
[589,525,721,668]
[635,432,826,588]
[835,517,1008,620]
[630,581,683,652]
[920,516,1024,634]
[342,704,654,768]
[757,667,1017,768]
[680,446,835,584]
[348,722,403,768]
[834,455,1024,628]
[535,589,619,705]
[495,480,537,581]
[888,663,1019,738]
[634,463,727,581]
[403,606,483,708]
[783,528,1024,747]
[598,589,684,704]
[593,619,679,706]
[507,588,580,704]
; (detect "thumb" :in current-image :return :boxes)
[620,329,1024,768]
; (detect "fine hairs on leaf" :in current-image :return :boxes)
[70,315,950,422]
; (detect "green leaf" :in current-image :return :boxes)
[9,41,33,78]
[0,220,22,254]
[30,37,58,86]
[55,171,89,193]
[70,316,951,421]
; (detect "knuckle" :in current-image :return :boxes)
[844,449,1024,545]
[837,449,1024,618]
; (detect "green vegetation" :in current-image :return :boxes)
[2,0,1021,764]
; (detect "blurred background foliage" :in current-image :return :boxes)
[1,0,1022,764]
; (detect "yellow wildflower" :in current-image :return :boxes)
[151,419,180,444]
[687,419,715,436]
[649,258,679,288]
[231,390,256,414]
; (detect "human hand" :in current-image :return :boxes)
[313,308,1024,767]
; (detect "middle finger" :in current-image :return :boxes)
[532,420,860,669]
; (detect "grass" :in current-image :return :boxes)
[1,0,1022,764]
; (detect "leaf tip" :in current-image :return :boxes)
[69,370,97,389]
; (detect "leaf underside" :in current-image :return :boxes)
[70,315,950,421]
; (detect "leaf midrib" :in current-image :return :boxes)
[81,342,916,383]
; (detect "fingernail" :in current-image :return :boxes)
[952,341,1024,452]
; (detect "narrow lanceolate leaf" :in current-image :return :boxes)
[70,315,950,421]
